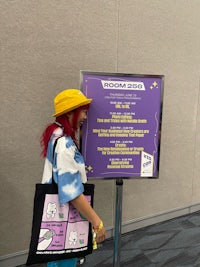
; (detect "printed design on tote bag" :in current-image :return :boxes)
[37,194,91,254]
[46,202,57,219]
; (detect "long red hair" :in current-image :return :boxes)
[40,105,89,157]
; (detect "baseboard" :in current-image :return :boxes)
[0,250,28,267]
[101,203,200,240]
[1,203,200,267]
[121,203,200,235]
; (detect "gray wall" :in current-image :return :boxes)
[1,0,200,264]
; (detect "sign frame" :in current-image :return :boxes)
[80,71,164,179]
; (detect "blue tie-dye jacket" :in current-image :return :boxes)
[42,127,87,204]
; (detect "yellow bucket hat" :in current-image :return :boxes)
[53,89,92,117]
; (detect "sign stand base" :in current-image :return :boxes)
[113,179,123,267]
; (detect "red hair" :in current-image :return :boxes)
[40,104,89,157]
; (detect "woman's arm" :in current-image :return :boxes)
[71,194,106,243]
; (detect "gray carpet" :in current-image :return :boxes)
[21,211,200,267]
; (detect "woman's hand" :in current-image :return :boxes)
[96,225,106,243]
[93,220,106,243]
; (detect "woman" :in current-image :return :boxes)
[40,89,106,267]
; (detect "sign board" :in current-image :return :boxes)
[80,71,164,179]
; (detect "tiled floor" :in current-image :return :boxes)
[21,211,200,267]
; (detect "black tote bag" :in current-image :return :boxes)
[26,182,94,266]
[26,137,94,265]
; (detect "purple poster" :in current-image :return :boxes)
[81,72,164,179]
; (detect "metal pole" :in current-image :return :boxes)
[113,179,123,267]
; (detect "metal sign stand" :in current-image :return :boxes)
[113,179,124,267]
